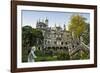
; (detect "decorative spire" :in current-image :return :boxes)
[45,17,48,25]
[64,24,66,30]
[36,20,38,24]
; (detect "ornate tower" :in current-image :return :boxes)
[45,17,48,25]
[64,24,66,31]
[36,19,41,29]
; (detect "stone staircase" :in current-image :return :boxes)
[69,42,89,57]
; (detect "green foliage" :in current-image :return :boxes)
[22,26,44,62]
[81,50,89,59]
[34,49,57,62]
[29,48,89,62]
[72,51,81,60]
[82,23,90,45]
[35,56,57,62]
[68,14,87,38]
[57,51,70,60]
[34,48,70,61]
[22,26,44,47]
[71,50,89,60]
[32,28,44,46]
[22,26,33,62]
[22,47,29,62]
[22,26,33,47]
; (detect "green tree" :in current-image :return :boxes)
[32,28,44,46]
[22,26,34,48]
[81,23,90,45]
[68,14,87,39]
[68,14,90,60]
[57,51,70,60]
[22,26,33,62]
[22,26,44,62]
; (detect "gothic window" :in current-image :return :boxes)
[65,42,67,45]
[77,42,79,45]
[61,42,63,45]
[72,45,74,48]
[67,33,70,37]
[54,41,57,45]
[48,41,50,44]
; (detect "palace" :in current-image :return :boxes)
[36,18,76,51]
[27,18,90,62]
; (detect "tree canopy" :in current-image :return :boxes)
[68,14,87,38]
[22,26,44,62]
[22,26,44,47]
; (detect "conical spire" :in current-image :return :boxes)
[64,24,66,30]
[45,17,48,25]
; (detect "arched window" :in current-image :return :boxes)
[54,41,57,44]
[65,42,67,45]
[72,45,74,48]
[61,42,63,45]
[48,41,50,44]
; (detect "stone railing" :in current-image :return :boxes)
[69,42,89,56]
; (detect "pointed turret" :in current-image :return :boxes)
[64,24,66,31]
[36,20,39,28]
[45,17,48,25]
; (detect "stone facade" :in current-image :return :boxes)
[35,18,89,59]
[36,18,73,50]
